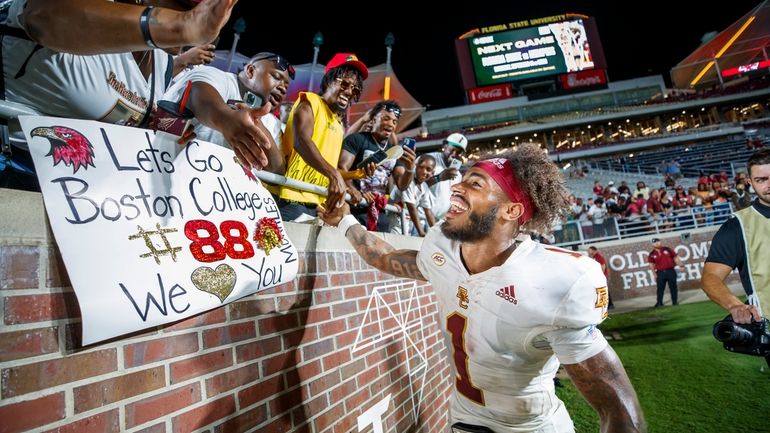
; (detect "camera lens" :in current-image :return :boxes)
[713,321,754,345]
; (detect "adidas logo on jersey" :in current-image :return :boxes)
[496,285,517,304]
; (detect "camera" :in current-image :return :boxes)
[712,314,770,357]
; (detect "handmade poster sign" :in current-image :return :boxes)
[20,117,298,344]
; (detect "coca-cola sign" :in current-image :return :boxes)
[468,84,513,104]
[560,69,606,89]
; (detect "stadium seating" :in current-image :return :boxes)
[589,137,768,177]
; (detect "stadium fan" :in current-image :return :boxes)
[159,52,294,171]
[423,132,468,221]
[277,53,368,221]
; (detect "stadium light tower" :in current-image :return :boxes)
[308,32,324,92]
[384,32,395,99]
[225,17,246,72]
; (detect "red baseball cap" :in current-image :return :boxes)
[325,53,368,80]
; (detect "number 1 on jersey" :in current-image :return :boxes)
[446,312,485,405]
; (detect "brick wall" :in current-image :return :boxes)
[0,190,451,433]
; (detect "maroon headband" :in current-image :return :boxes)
[474,158,534,224]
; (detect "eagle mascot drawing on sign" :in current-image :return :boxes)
[31,126,95,173]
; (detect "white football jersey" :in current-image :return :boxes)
[416,226,609,432]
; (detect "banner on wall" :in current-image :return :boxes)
[20,117,298,345]
[595,231,739,301]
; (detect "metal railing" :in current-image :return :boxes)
[1,100,411,234]
[553,202,735,247]
[254,171,409,233]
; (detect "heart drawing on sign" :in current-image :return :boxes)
[191,264,236,303]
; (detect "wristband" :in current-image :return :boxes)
[338,214,362,236]
[139,6,159,49]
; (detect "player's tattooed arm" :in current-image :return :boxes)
[347,225,426,281]
[563,346,646,433]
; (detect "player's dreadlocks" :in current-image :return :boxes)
[485,143,569,235]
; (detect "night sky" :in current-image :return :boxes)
[220,0,762,109]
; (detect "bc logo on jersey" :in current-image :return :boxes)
[456,286,469,309]
[595,287,609,319]
[432,252,446,266]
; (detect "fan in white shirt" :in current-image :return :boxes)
[160,53,293,172]
[319,144,645,433]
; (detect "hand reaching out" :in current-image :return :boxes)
[224,102,274,170]
[318,200,351,227]
[362,161,377,178]
[181,0,238,47]
[176,43,216,68]
[399,146,416,171]
[325,170,347,210]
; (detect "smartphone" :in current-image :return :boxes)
[402,137,416,150]
[243,91,263,108]
[226,92,263,110]
[356,149,388,169]
[449,158,462,169]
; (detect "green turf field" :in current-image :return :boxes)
[557,300,770,433]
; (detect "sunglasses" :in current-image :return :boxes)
[335,77,363,100]
[382,104,401,119]
[251,53,295,80]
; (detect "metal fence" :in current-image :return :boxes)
[553,202,734,247]
[1,100,411,234]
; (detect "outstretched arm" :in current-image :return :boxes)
[186,82,272,169]
[346,226,425,280]
[562,346,646,433]
[345,110,372,136]
[318,202,425,281]
[22,0,236,55]
[392,146,416,191]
